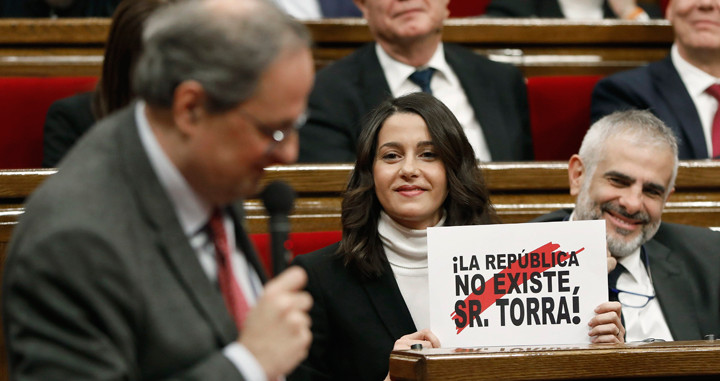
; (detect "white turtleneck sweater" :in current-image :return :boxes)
[378,211,446,331]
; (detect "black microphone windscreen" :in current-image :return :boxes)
[260,181,296,215]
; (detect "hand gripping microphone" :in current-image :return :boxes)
[260,181,296,277]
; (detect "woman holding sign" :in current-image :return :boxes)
[289,93,624,381]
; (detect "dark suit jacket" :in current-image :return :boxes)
[484,0,661,18]
[298,43,532,162]
[591,56,709,159]
[42,92,96,168]
[534,209,720,340]
[1,0,118,17]
[3,105,267,380]
[288,243,416,381]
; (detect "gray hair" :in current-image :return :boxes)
[133,0,311,113]
[578,110,679,193]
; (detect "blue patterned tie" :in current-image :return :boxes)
[409,68,435,95]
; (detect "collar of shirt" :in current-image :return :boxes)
[616,246,646,285]
[672,43,720,99]
[135,101,212,238]
[375,42,457,96]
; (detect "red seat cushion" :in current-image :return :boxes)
[527,75,603,161]
[448,0,489,17]
[0,77,98,169]
[250,231,342,275]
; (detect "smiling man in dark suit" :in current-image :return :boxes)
[3,0,314,379]
[535,110,720,342]
[298,0,532,163]
[592,0,720,159]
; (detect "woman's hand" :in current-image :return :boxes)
[588,301,625,343]
[384,329,441,380]
[392,328,441,351]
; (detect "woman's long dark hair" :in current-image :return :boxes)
[338,92,498,279]
[92,0,169,119]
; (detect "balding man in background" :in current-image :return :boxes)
[298,0,532,163]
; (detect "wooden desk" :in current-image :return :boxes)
[0,18,673,77]
[389,340,720,380]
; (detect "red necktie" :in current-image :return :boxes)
[209,208,250,329]
[705,84,720,158]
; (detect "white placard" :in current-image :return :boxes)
[427,220,607,347]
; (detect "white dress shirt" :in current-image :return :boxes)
[135,102,267,381]
[616,248,674,342]
[558,0,605,19]
[271,0,322,20]
[375,43,492,162]
[672,43,720,158]
[557,0,649,20]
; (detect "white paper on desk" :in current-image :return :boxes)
[427,220,608,348]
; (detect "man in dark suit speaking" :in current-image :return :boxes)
[3,0,314,379]
[298,0,532,163]
[535,110,720,342]
[592,0,720,159]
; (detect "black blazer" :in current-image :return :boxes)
[534,209,720,340]
[298,42,532,162]
[591,55,710,159]
[289,243,416,381]
[4,105,267,379]
[42,92,96,168]
[484,0,662,18]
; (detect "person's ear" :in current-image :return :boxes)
[568,154,585,197]
[353,0,368,18]
[664,186,676,204]
[665,0,675,23]
[172,80,206,136]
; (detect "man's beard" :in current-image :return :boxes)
[575,188,661,258]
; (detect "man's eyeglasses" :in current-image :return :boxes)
[610,287,656,308]
[237,109,308,144]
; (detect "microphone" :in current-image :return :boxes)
[260,180,296,277]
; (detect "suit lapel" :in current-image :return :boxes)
[361,262,417,339]
[644,238,702,340]
[649,57,708,158]
[116,108,238,344]
[445,45,508,159]
[361,44,394,113]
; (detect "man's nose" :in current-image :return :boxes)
[618,185,643,215]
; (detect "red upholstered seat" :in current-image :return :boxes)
[250,230,342,275]
[448,0,489,17]
[0,76,98,169]
[526,75,603,161]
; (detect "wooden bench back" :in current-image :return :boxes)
[3,162,719,261]
[0,18,674,77]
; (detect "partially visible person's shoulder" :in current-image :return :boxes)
[596,61,655,88]
[314,43,376,83]
[292,242,342,270]
[531,209,572,223]
[655,222,720,241]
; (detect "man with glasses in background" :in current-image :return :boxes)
[534,109,720,342]
[3,0,314,379]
